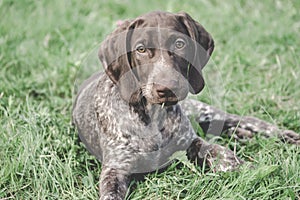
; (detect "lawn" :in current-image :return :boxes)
[0,0,300,199]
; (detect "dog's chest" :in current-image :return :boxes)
[96,95,185,150]
[92,76,196,171]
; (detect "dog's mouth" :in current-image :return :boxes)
[159,100,178,107]
[156,90,179,106]
[147,89,185,106]
[147,98,178,107]
[143,93,179,105]
[156,95,179,106]
[141,83,188,106]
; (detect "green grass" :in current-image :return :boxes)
[1,0,300,199]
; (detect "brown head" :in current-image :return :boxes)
[99,11,214,106]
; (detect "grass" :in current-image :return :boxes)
[0,0,299,199]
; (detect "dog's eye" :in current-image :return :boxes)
[136,44,146,53]
[175,39,185,49]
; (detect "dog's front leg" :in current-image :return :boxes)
[187,137,243,172]
[99,165,130,200]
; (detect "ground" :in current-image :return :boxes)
[0,0,299,199]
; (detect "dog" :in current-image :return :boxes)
[72,11,299,200]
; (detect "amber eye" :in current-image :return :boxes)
[136,44,146,53]
[175,38,185,49]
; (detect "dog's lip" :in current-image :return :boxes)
[145,97,179,107]
[159,101,178,106]
[157,97,179,106]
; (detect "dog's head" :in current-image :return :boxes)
[99,11,214,106]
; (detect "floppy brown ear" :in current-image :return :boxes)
[98,20,141,103]
[177,12,214,94]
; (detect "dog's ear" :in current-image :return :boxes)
[177,12,214,94]
[98,20,141,104]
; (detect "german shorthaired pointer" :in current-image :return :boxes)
[72,11,299,200]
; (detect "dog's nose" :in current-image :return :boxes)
[156,83,176,98]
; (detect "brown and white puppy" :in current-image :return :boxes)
[72,11,299,200]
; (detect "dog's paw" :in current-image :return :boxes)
[280,130,300,145]
[187,139,244,172]
[204,144,244,172]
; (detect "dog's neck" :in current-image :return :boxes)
[129,96,151,125]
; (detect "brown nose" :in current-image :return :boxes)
[155,84,176,98]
